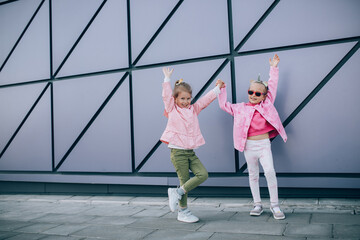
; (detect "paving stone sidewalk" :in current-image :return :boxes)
[0,194,359,240]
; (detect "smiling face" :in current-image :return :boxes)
[175,91,192,108]
[248,82,267,104]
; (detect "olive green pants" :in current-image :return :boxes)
[170,148,208,208]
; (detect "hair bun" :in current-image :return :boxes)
[175,79,183,85]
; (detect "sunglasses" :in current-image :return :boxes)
[248,90,266,97]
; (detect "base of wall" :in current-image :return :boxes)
[1,181,360,198]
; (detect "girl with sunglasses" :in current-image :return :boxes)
[216,54,287,220]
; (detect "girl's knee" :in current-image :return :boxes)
[264,169,276,178]
[197,170,208,182]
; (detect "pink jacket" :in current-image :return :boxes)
[218,66,287,152]
[160,81,217,149]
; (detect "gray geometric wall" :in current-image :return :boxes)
[1,0,359,189]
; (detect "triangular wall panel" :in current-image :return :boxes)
[136,0,229,66]
[58,77,131,172]
[57,0,129,77]
[53,72,122,166]
[0,0,49,85]
[130,0,178,63]
[0,86,52,171]
[0,0,41,66]
[273,48,360,173]
[231,0,273,49]
[0,83,48,154]
[240,0,360,52]
[52,0,103,73]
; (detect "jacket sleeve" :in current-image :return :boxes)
[162,81,174,114]
[218,86,235,116]
[267,66,279,103]
[193,89,217,115]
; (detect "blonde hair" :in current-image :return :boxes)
[173,79,192,98]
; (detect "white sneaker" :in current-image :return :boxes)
[177,209,199,223]
[168,188,181,212]
[270,205,285,220]
[250,205,263,216]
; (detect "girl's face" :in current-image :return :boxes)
[175,91,192,108]
[248,83,267,104]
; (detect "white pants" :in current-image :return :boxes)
[244,139,278,205]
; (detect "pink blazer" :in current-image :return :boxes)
[218,66,287,152]
[160,81,217,149]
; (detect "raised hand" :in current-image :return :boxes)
[269,54,280,67]
[162,67,174,78]
[216,79,225,88]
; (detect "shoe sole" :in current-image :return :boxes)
[250,209,263,216]
[177,218,199,223]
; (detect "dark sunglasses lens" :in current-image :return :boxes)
[248,90,254,95]
[255,92,262,97]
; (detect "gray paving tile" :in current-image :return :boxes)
[132,208,170,217]
[198,220,286,235]
[209,232,306,240]
[307,238,358,240]
[127,217,203,231]
[293,207,354,214]
[333,224,360,238]
[319,198,360,206]
[3,232,47,240]
[311,212,360,225]
[0,231,20,239]
[282,198,319,206]
[229,211,272,222]
[143,229,213,240]
[87,216,137,225]
[31,213,96,224]
[72,225,154,239]
[40,236,84,240]
[81,205,143,216]
[42,224,89,236]
[268,213,311,223]
[284,223,332,237]
[13,222,60,234]
[161,209,235,221]
[89,195,134,202]
[0,211,47,221]
[0,220,33,231]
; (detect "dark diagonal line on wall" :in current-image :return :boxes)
[55,72,129,171]
[53,0,107,77]
[282,41,360,128]
[0,83,51,159]
[132,0,184,66]
[0,0,45,72]
[234,0,280,52]
[0,0,19,6]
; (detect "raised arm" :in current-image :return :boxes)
[267,54,280,103]
[193,89,217,115]
[162,67,175,114]
[218,85,235,116]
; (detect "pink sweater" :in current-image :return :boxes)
[160,81,217,149]
[218,66,287,152]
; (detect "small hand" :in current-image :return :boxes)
[269,54,280,67]
[162,67,174,78]
[216,79,225,88]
